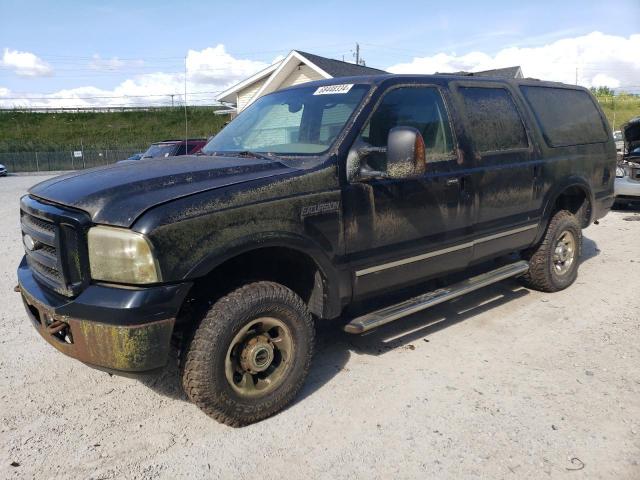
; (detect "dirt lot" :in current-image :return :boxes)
[1,175,639,479]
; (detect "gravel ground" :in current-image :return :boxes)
[1,175,639,479]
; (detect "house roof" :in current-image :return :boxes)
[473,66,523,79]
[217,61,282,104]
[438,66,523,79]
[293,51,387,77]
[216,50,386,105]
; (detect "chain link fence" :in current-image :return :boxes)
[0,148,146,173]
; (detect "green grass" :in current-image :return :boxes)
[0,96,637,154]
[595,95,640,131]
[0,107,229,152]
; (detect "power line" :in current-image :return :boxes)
[0,90,223,100]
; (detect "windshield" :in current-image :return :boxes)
[202,84,370,164]
[143,143,177,158]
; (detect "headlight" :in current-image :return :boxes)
[88,226,161,284]
[616,166,626,178]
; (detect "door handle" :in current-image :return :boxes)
[533,164,542,177]
[446,177,460,187]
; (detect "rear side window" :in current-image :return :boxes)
[520,86,608,147]
[458,87,528,152]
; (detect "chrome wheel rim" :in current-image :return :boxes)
[225,317,294,397]
[553,230,577,276]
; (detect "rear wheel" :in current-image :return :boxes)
[521,210,582,292]
[181,281,315,426]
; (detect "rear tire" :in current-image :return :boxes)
[521,210,582,292]
[181,281,315,427]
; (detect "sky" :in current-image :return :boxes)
[0,0,639,108]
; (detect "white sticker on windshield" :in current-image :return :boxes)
[313,84,354,95]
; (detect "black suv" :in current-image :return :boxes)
[17,75,616,426]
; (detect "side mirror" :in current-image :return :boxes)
[386,126,426,179]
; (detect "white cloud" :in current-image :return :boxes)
[387,32,640,92]
[590,73,621,89]
[186,44,269,85]
[0,44,274,108]
[0,48,52,77]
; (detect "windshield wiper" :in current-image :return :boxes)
[233,150,275,161]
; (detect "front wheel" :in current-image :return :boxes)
[521,210,582,292]
[181,281,315,426]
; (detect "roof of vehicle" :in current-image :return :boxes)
[275,73,585,92]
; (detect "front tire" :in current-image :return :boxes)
[182,281,315,426]
[521,210,582,292]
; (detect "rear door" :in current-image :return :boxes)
[451,82,539,261]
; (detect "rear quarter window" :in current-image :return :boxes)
[458,87,528,153]
[520,86,609,147]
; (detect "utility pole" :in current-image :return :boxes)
[170,94,175,107]
[353,42,366,66]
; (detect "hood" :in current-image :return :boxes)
[29,155,294,227]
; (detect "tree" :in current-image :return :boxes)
[590,86,614,96]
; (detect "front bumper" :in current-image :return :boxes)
[614,176,640,199]
[18,257,192,373]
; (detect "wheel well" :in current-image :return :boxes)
[552,186,591,228]
[185,247,325,319]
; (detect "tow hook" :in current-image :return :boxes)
[14,285,20,293]
[46,320,68,335]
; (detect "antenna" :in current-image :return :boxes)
[184,55,188,146]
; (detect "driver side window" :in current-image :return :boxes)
[359,86,455,171]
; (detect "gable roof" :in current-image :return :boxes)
[438,66,524,79]
[217,61,282,104]
[216,49,387,106]
[294,50,387,77]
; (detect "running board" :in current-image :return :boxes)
[344,260,529,334]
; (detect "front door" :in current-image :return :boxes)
[343,85,474,299]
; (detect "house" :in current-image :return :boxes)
[216,50,386,116]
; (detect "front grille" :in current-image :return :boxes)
[20,196,90,297]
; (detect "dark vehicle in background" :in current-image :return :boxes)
[615,117,640,206]
[0,163,6,176]
[613,130,624,157]
[17,75,615,427]
[117,139,206,163]
[125,152,144,162]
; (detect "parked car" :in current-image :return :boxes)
[614,117,640,206]
[117,139,206,163]
[17,75,615,426]
[0,163,6,177]
[613,130,624,157]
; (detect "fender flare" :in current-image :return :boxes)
[185,231,345,319]
[537,176,594,242]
